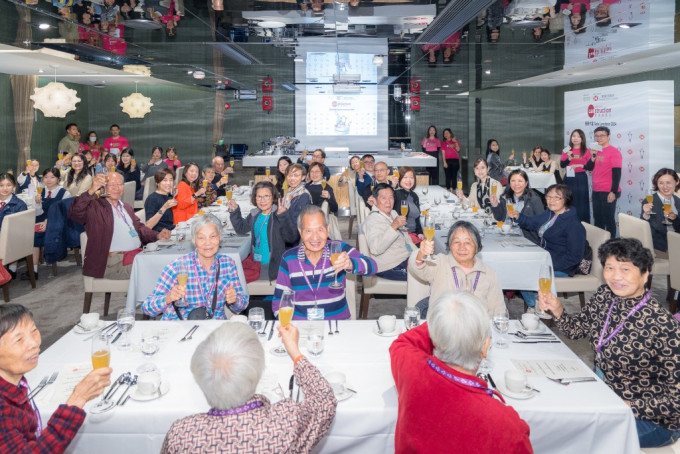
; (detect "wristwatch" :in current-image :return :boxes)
[158,209,165,215]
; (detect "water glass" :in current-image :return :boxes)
[116,308,136,351]
[306,330,325,357]
[404,307,420,330]
[248,307,265,334]
[141,335,160,357]
[492,307,510,349]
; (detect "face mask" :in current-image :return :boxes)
[90,136,97,142]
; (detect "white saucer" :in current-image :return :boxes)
[496,382,537,400]
[372,326,401,337]
[519,323,546,335]
[335,386,355,402]
[157,239,176,246]
[73,320,105,334]
[129,382,170,402]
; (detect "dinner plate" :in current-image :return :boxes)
[129,382,170,402]
[496,382,537,400]
[372,326,401,338]
[157,239,176,246]
[73,320,106,334]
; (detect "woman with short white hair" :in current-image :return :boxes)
[162,322,337,453]
[390,292,532,453]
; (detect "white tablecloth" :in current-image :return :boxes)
[27,320,638,454]
[527,171,557,191]
[242,152,437,168]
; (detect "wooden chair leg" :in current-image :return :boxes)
[671,290,678,314]
[39,247,45,265]
[104,293,111,316]
[83,292,93,313]
[360,292,371,319]
[561,292,569,299]
[2,283,9,302]
[578,292,586,310]
[74,248,82,267]
[666,276,673,306]
[348,215,354,238]
[52,263,57,277]
[25,256,36,288]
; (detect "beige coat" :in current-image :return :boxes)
[63,173,93,197]
[467,177,502,208]
[364,207,413,272]
[408,251,505,315]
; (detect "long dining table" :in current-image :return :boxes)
[28,320,638,454]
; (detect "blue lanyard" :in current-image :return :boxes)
[111,201,133,230]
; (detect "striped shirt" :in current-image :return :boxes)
[273,241,377,320]
[141,251,248,320]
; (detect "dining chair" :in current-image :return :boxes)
[356,230,407,319]
[555,222,610,309]
[618,213,671,303]
[79,232,129,316]
[174,166,185,186]
[665,231,680,314]
[122,181,135,207]
[639,438,680,454]
[0,209,37,302]
[246,279,276,297]
[135,209,146,224]
[347,178,358,239]
[135,176,157,209]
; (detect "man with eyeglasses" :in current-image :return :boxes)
[584,126,622,236]
[298,149,331,181]
[69,172,170,280]
[362,161,394,206]
[355,154,376,198]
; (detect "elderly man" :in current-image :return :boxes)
[68,172,170,279]
[57,123,80,156]
[390,292,533,453]
[162,322,336,453]
[211,156,234,197]
[364,183,412,281]
[355,154,375,201]
[273,205,376,320]
[298,149,331,181]
[17,160,40,194]
[362,161,394,206]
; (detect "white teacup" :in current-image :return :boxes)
[137,370,162,396]
[501,223,512,234]
[144,242,159,252]
[521,313,540,331]
[80,313,99,330]
[505,369,528,393]
[378,315,396,333]
[326,371,346,395]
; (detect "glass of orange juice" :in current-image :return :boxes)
[536,262,552,316]
[497,220,504,229]
[229,159,235,167]
[202,180,208,189]
[457,181,463,190]
[265,167,271,177]
[226,189,233,200]
[272,290,295,356]
[91,333,111,370]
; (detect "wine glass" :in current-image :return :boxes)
[662,197,672,225]
[91,332,111,370]
[536,262,553,317]
[321,178,328,190]
[422,215,437,262]
[507,202,515,225]
[477,339,494,375]
[116,308,135,351]
[271,290,295,356]
[492,306,510,349]
[248,307,265,334]
[422,186,429,196]
[646,190,656,215]
[404,306,420,330]
[329,241,344,289]
[176,263,189,304]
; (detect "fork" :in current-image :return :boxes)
[179,325,199,342]
[334,320,339,335]
[328,320,334,336]
[28,376,48,400]
[29,372,58,400]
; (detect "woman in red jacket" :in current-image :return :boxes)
[172,163,206,223]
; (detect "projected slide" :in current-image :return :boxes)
[306,53,378,84]
[306,86,377,136]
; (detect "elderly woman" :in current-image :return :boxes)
[364,183,413,281]
[390,292,532,453]
[393,166,423,245]
[490,169,544,245]
[197,165,218,209]
[277,163,311,243]
[228,181,298,283]
[509,184,586,309]
[307,162,338,215]
[409,221,504,317]
[539,238,680,448]
[141,214,248,320]
[0,304,112,452]
[143,168,177,232]
[161,322,336,453]
[456,158,502,211]
[641,168,680,256]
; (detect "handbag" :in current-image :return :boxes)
[0,261,11,286]
[172,262,220,320]
[577,241,593,275]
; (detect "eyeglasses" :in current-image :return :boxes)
[256,195,272,200]
[594,133,608,138]
[545,195,563,201]
[375,168,388,172]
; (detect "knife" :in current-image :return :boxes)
[487,374,497,390]
[267,321,275,341]
[111,332,122,344]
[512,340,561,344]
[561,377,597,384]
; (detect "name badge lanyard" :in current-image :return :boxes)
[112,202,137,237]
[427,358,504,403]
[254,214,271,253]
[192,256,219,315]
[298,245,328,307]
[596,291,651,360]
[452,268,481,292]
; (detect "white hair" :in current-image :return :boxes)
[190,322,265,410]
[191,213,223,241]
[427,291,490,371]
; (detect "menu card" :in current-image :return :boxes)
[36,362,92,406]
[511,359,591,378]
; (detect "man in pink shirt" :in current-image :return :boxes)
[103,124,130,157]
[584,126,621,236]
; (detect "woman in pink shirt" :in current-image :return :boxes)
[420,125,441,186]
[440,128,460,191]
[560,129,591,223]
[163,147,181,171]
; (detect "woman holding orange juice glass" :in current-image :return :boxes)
[507,184,586,312]
[197,165,219,209]
[172,163,206,224]
[489,169,544,244]
[455,158,501,211]
[641,168,680,257]
[0,304,112,451]
[393,166,424,244]
[117,149,141,195]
